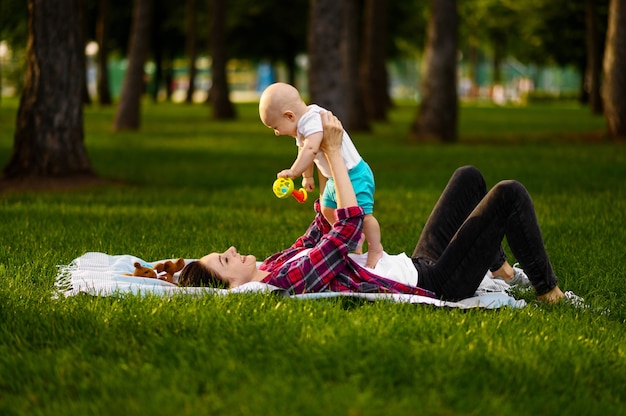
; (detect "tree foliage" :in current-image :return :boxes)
[0,0,28,47]
[226,0,308,72]
[1,0,623,140]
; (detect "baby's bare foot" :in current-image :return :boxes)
[365,246,383,269]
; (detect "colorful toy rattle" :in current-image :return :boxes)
[273,177,308,203]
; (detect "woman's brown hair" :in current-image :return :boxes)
[178,261,228,288]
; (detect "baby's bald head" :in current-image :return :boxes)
[259,83,304,126]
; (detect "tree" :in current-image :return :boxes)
[185,0,199,104]
[2,0,94,179]
[208,0,235,119]
[226,0,307,87]
[523,1,600,106]
[585,0,604,114]
[341,0,369,131]
[602,0,626,140]
[485,3,517,88]
[360,0,391,121]
[78,0,91,105]
[96,0,113,105]
[113,0,152,131]
[459,0,520,94]
[308,0,345,120]
[410,0,458,142]
[148,0,188,104]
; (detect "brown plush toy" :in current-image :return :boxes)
[129,258,185,285]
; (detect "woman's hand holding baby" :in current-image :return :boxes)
[320,111,357,208]
[319,111,344,155]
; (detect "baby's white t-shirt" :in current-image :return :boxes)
[296,104,362,178]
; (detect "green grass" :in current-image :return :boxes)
[1,98,625,415]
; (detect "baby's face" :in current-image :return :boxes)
[262,109,297,138]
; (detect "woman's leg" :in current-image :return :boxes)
[417,179,558,300]
[412,166,507,270]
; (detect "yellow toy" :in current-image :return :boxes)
[273,177,307,203]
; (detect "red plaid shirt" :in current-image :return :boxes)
[260,200,436,297]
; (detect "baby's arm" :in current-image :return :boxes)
[277,132,323,179]
[302,162,315,192]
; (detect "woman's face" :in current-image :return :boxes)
[198,246,257,285]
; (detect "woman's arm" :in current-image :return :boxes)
[262,112,365,293]
[259,199,331,271]
[292,200,331,248]
[263,207,363,293]
[319,112,358,208]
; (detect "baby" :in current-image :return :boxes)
[259,82,382,268]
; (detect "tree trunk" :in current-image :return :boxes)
[209,0,235,119]
[148,0,162,102]
[585,0,603,115]
[467,37,479,98]
[185,0,198,104]
[410,0,458,143]
[151,51,163,102]
[164,59,174,101]
[286,57,297,87]
[308,0,345,120]
[342,0,369,131]
[360,0,391,121]
[113,0,152,131]
[96,0,112,105]
[2,0,94,179]
[603,0,626,140]
[78,0,91,105]
[492,41,503,85]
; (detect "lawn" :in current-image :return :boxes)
[0,99,625,415]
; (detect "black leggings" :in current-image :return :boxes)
[412,166,558,301]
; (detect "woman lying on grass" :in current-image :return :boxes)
[180,111,577,304]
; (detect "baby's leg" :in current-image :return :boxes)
[364,214,383,268]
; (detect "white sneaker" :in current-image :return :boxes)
[506,263,532,288]
[563,290,587,308]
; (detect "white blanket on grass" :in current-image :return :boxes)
[55,252,526,309]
